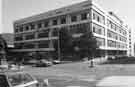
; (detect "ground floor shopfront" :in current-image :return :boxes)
[10,48,127,61]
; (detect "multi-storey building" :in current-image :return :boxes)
[127,28,134,56]
[13,0,131,59]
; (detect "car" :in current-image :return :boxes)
[36,59,53,67]
[0,70,43,87]
[52,60,61,64]
[22,59,39,65]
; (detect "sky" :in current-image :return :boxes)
[2,0,135,37]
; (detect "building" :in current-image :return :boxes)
[13,0,131,59]
[127,28,134,56]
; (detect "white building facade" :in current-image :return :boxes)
[13,0,132,59]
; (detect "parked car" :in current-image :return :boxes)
[22,59,39,65]
[52,60,61,64]
[36,59,53,67]
[0,70,46,87]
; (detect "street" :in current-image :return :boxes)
[22,61,135,87]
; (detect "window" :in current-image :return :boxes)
[15,29,19,33]
[19,26,23,32]
[93,23,105,35]
[38,23,42,28]
[38,41,49,48]
[81,13,87,20]
[44,21,49,27]
[52,19,57,25]
[52,28,58,36]
[71,15,77,22]
[25,26,29,31]
[25,34,35,40]
[15,36,23,41]
[60,17,66,24]
[30,24,35,30]
[69,23,89,34]
[23,43,35,49]
[97,16,100,22]
[15,43,24,49]
[96,37,105,46]
[93,13,96,20]
[38,30,49,38]
[107,40,116,47]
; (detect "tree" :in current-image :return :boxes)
[54,28,73,60]
[73,32,98,66]
[0,35,8,64]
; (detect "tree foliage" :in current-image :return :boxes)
[53,28,98,60]
[73,32,98,59]
[0,35,8,52]
[59,28,73,55]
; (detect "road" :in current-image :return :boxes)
[23,62,135,87]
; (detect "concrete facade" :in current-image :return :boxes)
[13,0,132,58]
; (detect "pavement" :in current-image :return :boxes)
[22,61,135,87]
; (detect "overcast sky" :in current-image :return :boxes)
[2,0,135,35]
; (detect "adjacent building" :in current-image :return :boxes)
[13,0,132,59]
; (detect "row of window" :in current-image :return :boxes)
[107,19,127,36]
[15,40,50,49]
[107,30,127,42]
[107,40,127,48]
[15,12,89,33]
[15,23,90,41]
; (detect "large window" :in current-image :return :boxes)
[37,22,42,28]
[25,26,29,31]
[107,30,118,40]
[96,37,105,46]
[60,17,66,24]
[30,23,35,30]
[71,15,77,22]
[38,30,49,38]
[44,21,49,27]
[15,43,24,49]
[15,36,23,41]
[69,23,89,34]
[52,19,58,25]
[38,41,49,48]
[81,13,88,20]
[93,23,105,35]
[25,34,35,40]
[107,40,116,47]
[19,26,23,32]
[23,43,35,49]
[52,28,58,37]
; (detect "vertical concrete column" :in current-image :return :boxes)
[104,15,108,59]
[66,15,71,24]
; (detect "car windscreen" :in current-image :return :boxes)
[8,73,34,86]
[0,75,9,87]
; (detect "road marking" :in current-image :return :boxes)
[66,86,87,87]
